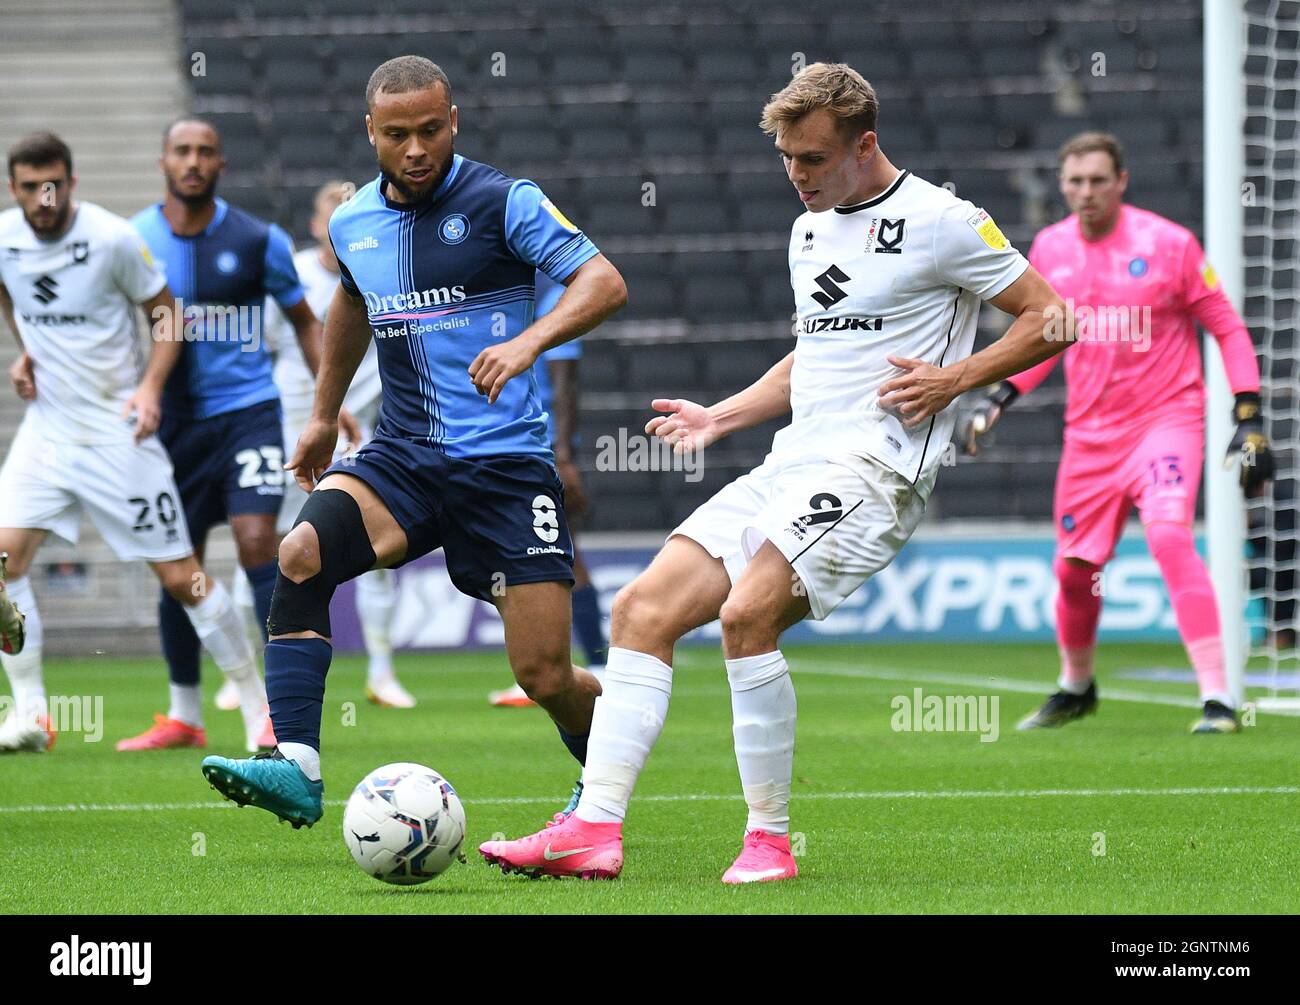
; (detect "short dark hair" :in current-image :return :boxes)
[366,55,451,108]
[8,132,73,179]
[1058,131,1125,175]
[162,116,222,151]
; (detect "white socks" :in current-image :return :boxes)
[0,576,46,721]
[183,580,265,731]
[575,647,673,825]
[168,683,203,728]
[279,741,321,781]
[356,569,396,682]
[726,651,796,836]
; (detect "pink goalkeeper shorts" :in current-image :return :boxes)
[1053,420,1204,566]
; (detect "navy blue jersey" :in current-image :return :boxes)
[132,198,305,420]
[327,155,599,459]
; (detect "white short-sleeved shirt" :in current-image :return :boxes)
[778,170,1030,494]
[265,246,381,424]
[0,202,167,444]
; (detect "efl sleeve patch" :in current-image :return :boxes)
[967,209,1008,251]
[1200,259,1219,290]
[542,198,579,233]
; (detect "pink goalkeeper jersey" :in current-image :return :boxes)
[1010,203,1260,447]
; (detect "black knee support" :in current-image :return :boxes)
[267,489,378,637]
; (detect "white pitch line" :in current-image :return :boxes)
[797,661,1204,709]
[1,785,1296,815]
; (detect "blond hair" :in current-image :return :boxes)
[314,180,353,213]
[1058,131,1125,175]
[760,62,879,138]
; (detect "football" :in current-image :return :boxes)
[342,763,466,885]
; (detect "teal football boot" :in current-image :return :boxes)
[201,749,324,828]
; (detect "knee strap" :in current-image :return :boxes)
[267,489,378,637]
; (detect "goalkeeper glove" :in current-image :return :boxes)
[956,380,1019,456]
[1225,391,1274,494]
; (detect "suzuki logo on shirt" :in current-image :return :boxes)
[363,286,467,314]
[810,265,851,309]
[32,274,59,304]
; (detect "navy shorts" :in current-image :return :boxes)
[159,399,286,541]
[325,435,574,601]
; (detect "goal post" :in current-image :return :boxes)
[1204,0,1247,708]
[1207,0,1300,712]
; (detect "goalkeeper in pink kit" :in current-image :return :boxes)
[961,133,1272,734]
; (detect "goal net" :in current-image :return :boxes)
[1225,0,1299,706]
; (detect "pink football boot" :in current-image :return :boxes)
[480,813,623,879]
[721,830,799,885]
[116,714,206,751]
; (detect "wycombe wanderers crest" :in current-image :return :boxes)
[439,214,470,245]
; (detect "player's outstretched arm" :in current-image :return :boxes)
[289,285,371,491]
[469,254,627,404]
[647,351,795,454]
[879,266,1072,427]
[0,282,34,401]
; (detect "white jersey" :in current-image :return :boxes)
[0,202,166,444]
[778,170,1029,495]
[265,246,381,423]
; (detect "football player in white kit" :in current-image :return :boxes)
[220,181,414,710]
[480,64,1075,883]
[0,133,272,753]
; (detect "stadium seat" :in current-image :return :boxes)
[577,342,626,392]
[694,52,761,86]
[976,45,1046,78]
[628,348,702,392]
[704,341,786,390]
[586,202,657,240]
[262,52,331,95]
[569,124,639,162]
[834,48,908,82]
[180,0,245,23]
[909,47,979,81]
[493,127,565,162]
[921,93,994,124]
[187,38,260,95]
[736,197,799,234]
[684,275,753,320]
[825,13,898,49]
[550,51,618,86]
[621,50,691,85]
[609,24,683,54]
[620,275,679,318]
[895,18,965,48]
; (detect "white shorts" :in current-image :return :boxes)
[671,452,926,620]
[276,402,381,534]
[0,416,193,563]
[277,408,312,534]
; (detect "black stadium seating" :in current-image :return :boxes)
[179,0,1206,529]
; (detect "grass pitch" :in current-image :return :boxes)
[1,642,1297,914]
